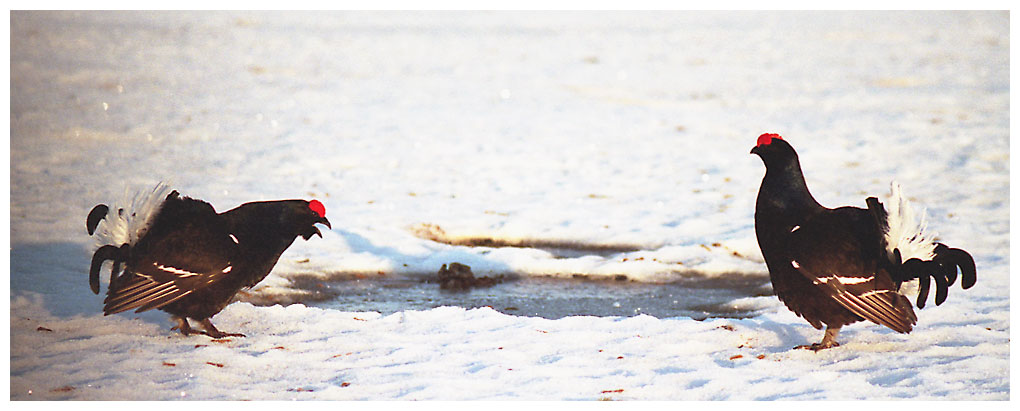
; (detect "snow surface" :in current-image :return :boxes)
[8,11,1010,400]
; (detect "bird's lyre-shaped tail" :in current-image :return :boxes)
[867,184,977,309]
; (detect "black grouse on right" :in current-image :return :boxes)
[751,133,976,350]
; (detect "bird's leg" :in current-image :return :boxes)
[170,316,196,336]
[795,326,841,351]
[819,326,841,349]
[197,318,246,338]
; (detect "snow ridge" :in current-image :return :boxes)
[93,181,174,250]
[883,182,937,261]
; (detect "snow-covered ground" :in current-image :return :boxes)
[9,11,1009,400]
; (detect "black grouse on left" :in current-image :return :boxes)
[86,183,331,338]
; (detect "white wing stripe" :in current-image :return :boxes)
[834,275,874,285]
[155,263,201,278]
[859,289,894,299]
[813,275,874,285]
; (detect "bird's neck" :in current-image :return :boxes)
[232,226,298,258]
[756,161,824,229]
[222,206,301,269]
[228,228,299,287]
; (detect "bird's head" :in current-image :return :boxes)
[750,133,798,169]
[284,199,332,240]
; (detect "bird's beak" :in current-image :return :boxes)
[750,145,761,155]
[313,217,332,238]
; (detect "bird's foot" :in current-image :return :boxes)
[794,341,840,351]
[795,326,841,351]
[170,316,197,336]
[198,319,245,339]
[201,330,246,339]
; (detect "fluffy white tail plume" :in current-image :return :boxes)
[883,182,937,261]
[93,181,174,249]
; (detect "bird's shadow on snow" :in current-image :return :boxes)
[11,242,104,317]
[747,318,826,354]
[10,242,164,327]
[334,229,403,261]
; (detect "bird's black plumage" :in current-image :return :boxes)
[751,133,976,350]
[87,187,331,338]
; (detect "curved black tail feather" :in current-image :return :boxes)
[931,266,949,306]
[88,244,130,294]
[86,204,109,235]
[897,243,977,308]
[89,245,118,294]
[916,274,931,309]
[936,244,977,289]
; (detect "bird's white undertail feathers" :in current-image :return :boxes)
[883,182,937,261]
[93,181,174,250]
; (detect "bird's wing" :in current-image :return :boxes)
[103,256,235,315]
[783,209,917,333]
[104,196,237,315]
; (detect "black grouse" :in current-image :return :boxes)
[86,183,331,338]
[751,133,976,350]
